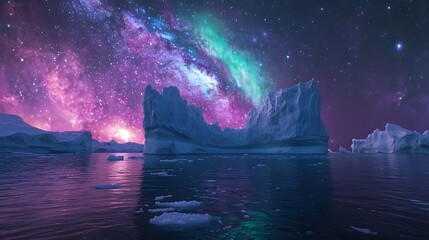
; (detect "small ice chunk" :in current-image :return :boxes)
[256,164,266,167]
[149,212,211,231]
[107,155,124,161]
[155,195,173,201]
[92,184,122,189]
[244,214,250,219]
[136,208,144,214]
[155,200,202,210]
[411,199,429,206]
[207,180,217,183]
[151,172,174,177]
[350,226,378,235]
[129,156,144,159]
[160,158,187,163]
[148,208,175,213]
[240,209,247,213]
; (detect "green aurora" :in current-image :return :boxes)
[193,14,272,106]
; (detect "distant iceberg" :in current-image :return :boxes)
[339,146,351,153]
[351,124,429,153]
[0,113,91,153]
[92,140,143,153]
[143,80,328,154]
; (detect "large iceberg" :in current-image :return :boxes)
[143,80,328,154]
[351,124,429,153]
[0,113,92,153]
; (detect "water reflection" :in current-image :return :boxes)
[137,154,332,239]
[0,153,144,240]
[0,153,428,239]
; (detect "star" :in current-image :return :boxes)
[396,42,403,51]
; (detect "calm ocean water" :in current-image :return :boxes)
[0,153,428,240]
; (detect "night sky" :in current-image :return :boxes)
[0,0,428,150]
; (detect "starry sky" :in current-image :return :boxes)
[0,0,428,150]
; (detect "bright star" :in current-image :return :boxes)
[396,42,403,51]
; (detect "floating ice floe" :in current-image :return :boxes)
[135,208,144,214]
[151,171,174,177]
[155,200,201,210]
[206,180,217,183]
[149,212,211,231]
[411,199,429,206]
[256,164,266,167]
[148,208,175,213]
[350,226,378,235]
[92,184,122,189]
[154,195,173,201]
[128,156,144,159]
[107,155,124,161]
[160,158,188,163]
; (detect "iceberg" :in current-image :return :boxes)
[351,124,429,153]
[0,113,91,153]
[143,80,328,154]
[92,140,143,153]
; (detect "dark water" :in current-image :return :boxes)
[0,153,429,240]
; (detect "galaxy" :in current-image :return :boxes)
[1,0,429,149]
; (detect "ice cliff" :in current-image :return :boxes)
[0,113,92,153]
[351,124,429,153]
[143,80,329,154]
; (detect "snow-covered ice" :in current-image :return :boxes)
[143,80,328,154]
[350,226,378,235]
[155,200,201,210]
[107,155,124,161]
[352,124,429,153]
[149,212,211,231]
